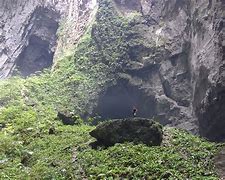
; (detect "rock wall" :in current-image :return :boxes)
[54,0,97,58]
[190,0,225,141]
[95,0,225,139]
[94,0,196,132]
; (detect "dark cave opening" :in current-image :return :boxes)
[16,35,54,76]
[15,7,59,77]
[94,81,156,120]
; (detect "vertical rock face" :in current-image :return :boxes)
[0,0,97,77]
[0,0,58,77]
[95,0,225,140]
[95,0,196,132]
[54,0,98,58]
[190,0,225,141]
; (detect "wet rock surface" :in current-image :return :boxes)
[190,0,225,141]
[14,7,60,76]
[0,0,59,77]
[90,118,163,147]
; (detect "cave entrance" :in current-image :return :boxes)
[15,7,59,77]
[16,35,54,76]
[95,81,156,120]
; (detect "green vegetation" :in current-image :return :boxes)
[0,108,222,180]
[78,128,221,179]
[0,76,222,179]
[0,123,93,179]
[0,0,222,179]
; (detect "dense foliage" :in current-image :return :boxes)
[0,119,221,179]
[78,128,221,179]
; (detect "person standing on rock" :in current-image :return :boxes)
[132,106,138,117]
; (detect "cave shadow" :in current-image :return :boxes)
[16,35,54,76]
[94,81,156,120]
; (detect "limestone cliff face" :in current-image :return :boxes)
[94,0,194,132]
[1,0,225,141]
[0,0,96,77]
[135,0,225,140]
[95,0,225,139]
[190,0,225,141]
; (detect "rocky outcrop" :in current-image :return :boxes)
[214,146,225,179]
[90,118,163,147]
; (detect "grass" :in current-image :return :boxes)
[0,124,94,179]
[0,118,221,179]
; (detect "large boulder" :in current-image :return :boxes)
[90,118,163,147]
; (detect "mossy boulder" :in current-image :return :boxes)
[90,118,163,147]
[57,111,82,125]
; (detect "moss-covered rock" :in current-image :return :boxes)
[90,118,163,147]
[57,111,82,125]
[79,127,221,179]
